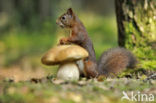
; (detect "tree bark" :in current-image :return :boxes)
[115,0,156,70]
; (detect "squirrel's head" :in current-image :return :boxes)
[56,8,75,28]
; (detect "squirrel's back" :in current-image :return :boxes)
[97,47,137,77]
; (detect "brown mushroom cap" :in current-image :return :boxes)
[41,45,88,65]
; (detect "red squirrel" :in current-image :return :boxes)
[56,8,137,78]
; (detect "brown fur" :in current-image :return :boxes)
[98,47,137,76]
[56,8,137,78]
[84,60,98,78]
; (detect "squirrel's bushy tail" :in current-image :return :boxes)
[97,47,137,77]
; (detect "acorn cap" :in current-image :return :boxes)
[41,45,88,65]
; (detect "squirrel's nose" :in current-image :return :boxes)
[56,19,59,24]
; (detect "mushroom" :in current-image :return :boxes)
[41,45,88,81]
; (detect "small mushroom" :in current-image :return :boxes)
[41,45,88,81]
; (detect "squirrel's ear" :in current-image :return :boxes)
[67,8,73,15]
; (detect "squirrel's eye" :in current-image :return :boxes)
[61,16,65,20]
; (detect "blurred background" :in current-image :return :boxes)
[0,0,117,81]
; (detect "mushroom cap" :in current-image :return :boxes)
[41,45,88,65]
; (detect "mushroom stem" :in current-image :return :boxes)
[57,62,80,81]
[76,59,85,75]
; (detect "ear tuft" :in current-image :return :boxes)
[67,8,73,15]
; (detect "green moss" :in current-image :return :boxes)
[140,60,156,70]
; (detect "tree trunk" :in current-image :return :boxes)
[115,0,156,70]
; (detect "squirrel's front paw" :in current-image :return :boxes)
[59,38,69,45]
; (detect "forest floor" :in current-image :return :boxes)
[0,15,155,103]
[0,75,155,103]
